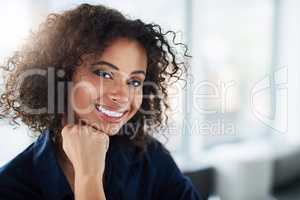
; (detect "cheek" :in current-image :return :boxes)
[71,80,98,112]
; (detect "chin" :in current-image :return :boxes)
[105,130,120,136]
[92,121,124,136]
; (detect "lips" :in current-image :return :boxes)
[94,104,128,123]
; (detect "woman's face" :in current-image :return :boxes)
[69,38,147,136]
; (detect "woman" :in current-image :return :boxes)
[0,3,203,200]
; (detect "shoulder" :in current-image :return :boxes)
[0,142,35,180]
[143,137,203,200]
[0,142,42,199]
[145,137,175,167]
[141,136,180,182]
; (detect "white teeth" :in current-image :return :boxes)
[95,105,124,118]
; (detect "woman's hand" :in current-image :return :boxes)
[61,122,109,179]
[61,122,109,200]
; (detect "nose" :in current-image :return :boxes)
[107,81,130,105]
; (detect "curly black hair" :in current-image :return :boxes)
[0,3,190,151]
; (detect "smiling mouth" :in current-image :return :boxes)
[95,104,128,122]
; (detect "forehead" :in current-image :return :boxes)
[87,38,147,73]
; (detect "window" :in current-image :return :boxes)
[189,0,274,148]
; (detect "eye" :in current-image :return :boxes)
[93,70,113,79]
[127,79,142,88]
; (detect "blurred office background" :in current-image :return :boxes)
[0,0,299,199]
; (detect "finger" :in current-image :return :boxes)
[63,123,74,129]
[79,124,90,135]
[61,124,75,137]
[95,133,109,150]
[78,118,88,127]
[85,122,107,135]
[105,136,109,150]
[77,119,98,132]
[82,122,100,135]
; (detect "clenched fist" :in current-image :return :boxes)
[61,122,109,179]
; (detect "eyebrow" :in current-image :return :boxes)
[91,61,146,76]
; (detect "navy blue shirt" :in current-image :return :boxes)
[0,129,203,200]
